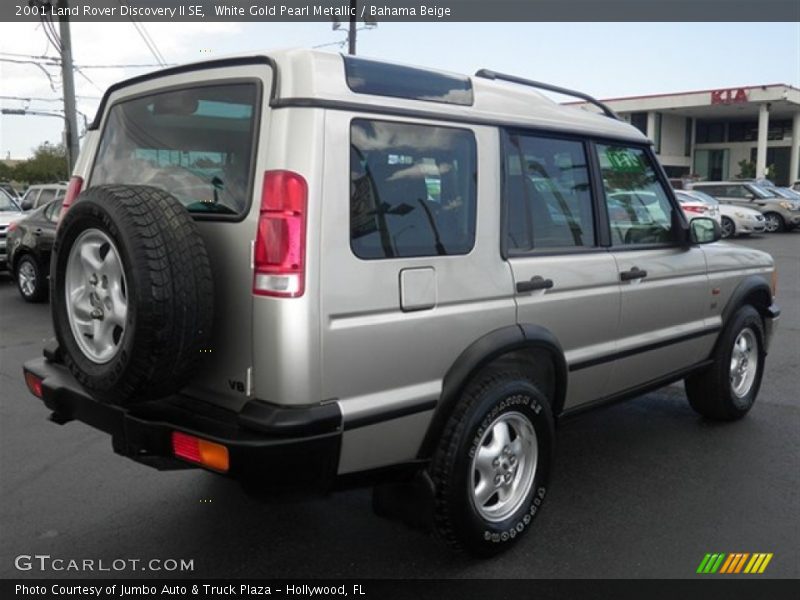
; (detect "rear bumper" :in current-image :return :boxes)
[23,355,342,494]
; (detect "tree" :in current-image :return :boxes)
[13,142,69,184]
[736,158,777,181]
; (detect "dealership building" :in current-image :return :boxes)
[570,84,800,186]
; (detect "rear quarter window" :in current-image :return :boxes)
[91,83,259,218]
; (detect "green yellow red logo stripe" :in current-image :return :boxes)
[697,553,773,574]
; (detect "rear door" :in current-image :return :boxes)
[503,131,621,410]
[595,143,712,394]
[319,114,516,473]
[88,63,273,410]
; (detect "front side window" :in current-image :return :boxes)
[350,119,477,259]
[36,188,56,207]
[503,133,595,252]
[597,144,676,246]
[91,83,258,217]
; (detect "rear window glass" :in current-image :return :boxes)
[350,119,477,259]
[344,56,473,106]
[91,83,258,217]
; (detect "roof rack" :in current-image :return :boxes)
[475,69,620,121]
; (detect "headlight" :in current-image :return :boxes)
[778,201,793,210]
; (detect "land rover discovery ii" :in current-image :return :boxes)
[23,50,780,556]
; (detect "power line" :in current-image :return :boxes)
[0,58,59,92]
[117,1,167,66]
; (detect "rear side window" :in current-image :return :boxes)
[502,133,595,251]
[91,83,259,217]
[350,119,477,259]
[36,188,56,207]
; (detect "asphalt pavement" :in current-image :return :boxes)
[1,232,798,579]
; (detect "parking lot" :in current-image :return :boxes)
[0,232,797,580]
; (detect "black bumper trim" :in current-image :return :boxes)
[23,357,342,493]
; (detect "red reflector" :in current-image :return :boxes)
[59,176,84,220]
[171,432,229,473]
[253,170,308,298]
[24,371,43,398]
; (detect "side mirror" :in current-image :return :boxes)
[690,217,721,244]
[21,200,32,211]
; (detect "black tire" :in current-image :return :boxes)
[16,254,48,303]
[51,185,214,405]
[685,305,765,421]
[429,371,554,556]
[720,216,735,239]
[762,212,785,233]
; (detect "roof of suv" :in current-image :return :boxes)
[91,49,647,144]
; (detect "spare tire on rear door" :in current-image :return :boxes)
[51,185,214,405]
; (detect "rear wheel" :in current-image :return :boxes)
[685,305,765,420]
[720,216,735,239]
[52,185,214,405]
[16,255,47,302]
[763,212,784,233]
[429,371,554,556]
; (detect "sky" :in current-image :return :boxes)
[0,21,798,159]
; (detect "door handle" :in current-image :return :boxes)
[620,266,647,281]
[516,276,554,293]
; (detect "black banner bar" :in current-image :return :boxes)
[3,579,800,600]
[2,0,799,22]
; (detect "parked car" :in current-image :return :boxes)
[673,190,721,224]
[0,188,23,269]
[0,181,20,199]
[792,180,800,192]
[22,51,779,557]
[765,186,800,202]
[6,198,63,302]
[19,183,67,211]
[675,190,764,239]
[689,181,800,232]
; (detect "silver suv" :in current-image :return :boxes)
[689,180,800,233]
[23,51,780,556]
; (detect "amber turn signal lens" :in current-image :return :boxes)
[171,431,229,473]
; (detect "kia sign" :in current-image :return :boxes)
[711,88,749,105]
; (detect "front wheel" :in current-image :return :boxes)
[720,216,735,239]
[685,305,765,420]
[429,371,554,556]
[763,212,785,233]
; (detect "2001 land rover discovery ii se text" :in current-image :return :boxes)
[22,50,780,556]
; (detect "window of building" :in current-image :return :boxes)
[350,119,477,259]
[696,120,725,144]
[629,112,648,135]
[653,113,662,153]
[597,144,676,246]
[502,133,595,252]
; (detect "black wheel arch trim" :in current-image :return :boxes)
[717,274,777,355]
[417,324,567,459]
[721,274,774,324]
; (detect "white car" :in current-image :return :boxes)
[0,188,23,268]
[677,190,764,238]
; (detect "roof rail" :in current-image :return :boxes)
[475,69,620,121]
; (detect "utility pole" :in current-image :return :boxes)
[57,0,79,171]
[348,1,357,55]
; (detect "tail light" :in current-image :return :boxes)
[59,176,84,220]
[253,170,307,298]
[683,205,706,214]
[171,432,229,472]
[24,371,43,398]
